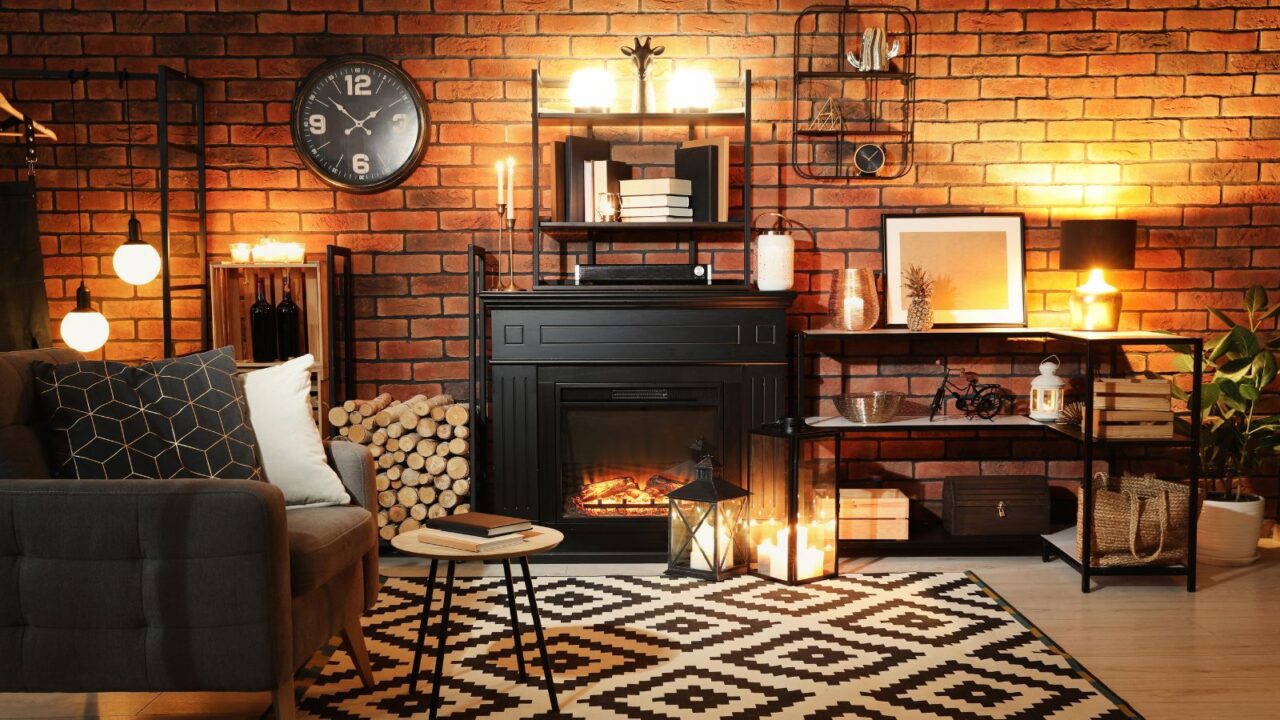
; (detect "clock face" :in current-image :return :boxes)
[853,143,886,176]
[292,56,428,193]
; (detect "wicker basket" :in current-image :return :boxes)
[1076,472,1191,567]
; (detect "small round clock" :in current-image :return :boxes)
[853,143,886,176]
[291,55,428,193]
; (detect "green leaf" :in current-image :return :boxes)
[1245,285,1268,313]
[1239,382,1261,401]
[1200,383,1221,415]
[1210,326,1247,361]
[1218,356,1254,379]
[1261,302,1280,324]
[1170,384,1189,401]
[1173,353,1196,373]
[1208,307,1238,329]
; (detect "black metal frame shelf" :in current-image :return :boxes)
[791,4,917,181]
[529,68,753,288]
[1,66,207,357]
[795,326,1203,592]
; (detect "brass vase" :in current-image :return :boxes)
[827,268,879,331]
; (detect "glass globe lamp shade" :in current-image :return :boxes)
[60,285,110,353]
[669,69,717,112]
[112,217,161,285]
[568,68,615,113]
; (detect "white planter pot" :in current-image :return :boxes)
[1198,494,1265,567]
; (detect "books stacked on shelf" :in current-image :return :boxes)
[620,178,693,222]
[1091,378,1174,439]
[419,512,533,553]
[551,134,731,223]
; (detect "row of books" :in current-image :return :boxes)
[551,134,730,223]
[416,511,532,553]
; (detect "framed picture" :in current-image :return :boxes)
[882,213,1026,327]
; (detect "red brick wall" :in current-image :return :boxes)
[3,2,1278,504]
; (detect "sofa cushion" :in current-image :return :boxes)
[33,359,181,479]
[33,347,261,481]
[286,505,375,598]
[131,347,261,481]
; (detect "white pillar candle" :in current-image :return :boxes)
[506,157,515,219]
[756,231,795,291]
[690,522,733,572]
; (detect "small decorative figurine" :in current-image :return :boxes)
[902,263,934,332]
[929,360,1005,421]
[806,97,844,132]
[846,28,901,73]
[621,36,664,113]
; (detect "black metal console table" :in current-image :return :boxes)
[795,327,1203,593]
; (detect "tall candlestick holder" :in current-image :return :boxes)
[494,202,520,291]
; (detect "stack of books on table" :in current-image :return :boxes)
[1091,377,1174,439]
[418,512,532,553]
[619,178,693,222]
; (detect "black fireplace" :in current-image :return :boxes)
[479,288,792,560]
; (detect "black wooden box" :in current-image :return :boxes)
[943,476,1050,536]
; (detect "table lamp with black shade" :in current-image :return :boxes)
[1059,219,1136,332]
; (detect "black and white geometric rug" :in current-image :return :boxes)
[297,572,1138,719]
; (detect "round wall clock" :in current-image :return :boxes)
[291,55,428,193]
[853,143,886,176]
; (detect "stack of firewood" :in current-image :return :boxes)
[328,392,471,541]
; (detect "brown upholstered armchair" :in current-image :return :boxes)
[0,348,380,720]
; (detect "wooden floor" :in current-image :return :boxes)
[4,538,1277,720]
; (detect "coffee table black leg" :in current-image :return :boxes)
[518,556,558,713]
[428,561,456,720]
[409,558,438,694]
[501,559,528,681]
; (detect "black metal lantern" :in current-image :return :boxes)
[748,419,840,584]
[667,456,750,581]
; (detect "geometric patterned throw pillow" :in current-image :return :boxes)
[33,359,181,479]
[129,346,262,481]
[33,347,262,481]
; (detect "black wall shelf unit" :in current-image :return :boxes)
[792,4,916,180]
[795,327,1203,593]
[529,68,754,288]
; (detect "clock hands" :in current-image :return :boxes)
[330,99,375,136]
[345,107,383,136]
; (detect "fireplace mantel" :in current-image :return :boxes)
[477,288,794,560]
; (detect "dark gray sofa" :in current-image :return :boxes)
[0,348,380,720]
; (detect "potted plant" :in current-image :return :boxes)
[1173,284,1280,566]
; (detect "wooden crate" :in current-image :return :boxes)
[210,262,330,427]
[839,488,909,540]
[1092,377,1172,438]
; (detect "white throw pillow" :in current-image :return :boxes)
[244,354,350,508]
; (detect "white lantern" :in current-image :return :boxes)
[1029,354,1066,422]
[755,213,796,292]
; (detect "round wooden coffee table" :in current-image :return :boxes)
[391,525,564,719]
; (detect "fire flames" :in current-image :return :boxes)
[568,464,693,517]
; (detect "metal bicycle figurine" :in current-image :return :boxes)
[929,360,1005,421]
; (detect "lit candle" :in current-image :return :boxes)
[690,522,733,572]
[282,242,305,263]
[506,157,515,219]
[495,160,504,206]
[229,242,252,264]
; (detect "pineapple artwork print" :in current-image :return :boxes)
[904,264,934,332]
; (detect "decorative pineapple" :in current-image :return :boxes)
[903,264,935,332]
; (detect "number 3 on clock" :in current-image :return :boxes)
[291,55,429,193]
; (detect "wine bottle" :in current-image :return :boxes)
[276,274,301,360]
[249,275,277,362]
